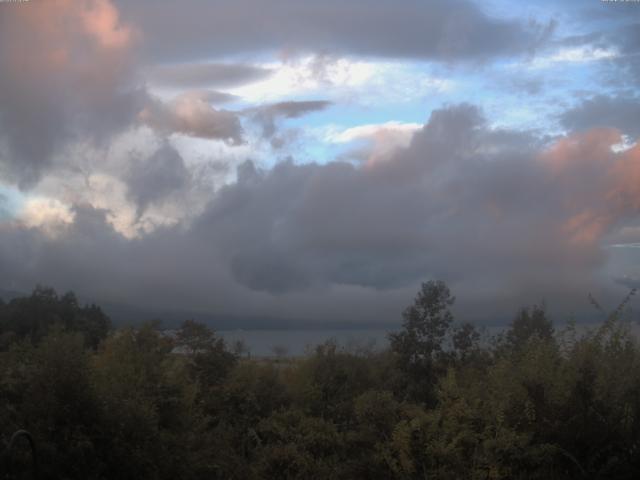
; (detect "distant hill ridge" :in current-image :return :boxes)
[0,287,398,331]
[0,288,24,302]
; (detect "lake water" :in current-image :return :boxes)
[218,328,395,357]
[218,321,640,357]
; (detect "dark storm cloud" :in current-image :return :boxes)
[250,100,333,138]
[114,0,552,63]
[146,63,273,89]
[194,105,569,298]
[181,107,640,317]
[125,144,190,217]
[560,95,640,139]
[0,203,407,323]
[2,103,639,324]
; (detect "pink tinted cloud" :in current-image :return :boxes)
[139,91,244,143]
[5,0,133,74]
[539,129,640,247]
[0,0,140,184]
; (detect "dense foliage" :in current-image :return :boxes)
[1,283,640,479]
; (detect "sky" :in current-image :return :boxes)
[0,0,639,326]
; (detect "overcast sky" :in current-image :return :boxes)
[1,0,639,325]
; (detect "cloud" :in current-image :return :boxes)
[223,55,453,107]
[201,113,638,320]
[326,121,422,165]
[2,0,637,327]
[250,100,332,138]
[206,91,240,105]
[262,101,333,119]
[3,104,639,324]
[0,193,10,221]
[0,0,143,187]
[614,275,640,290]
[114,0,551,63]
[177,90,240,105]
[528,46,618,69]
[227,56,382,104]
[18,197,76,237]
[594,22,640,87]
[125,144,190,217]
[145,62,273,89]
[560,94,640,140]
[140,91,244,142]
[329,122,421,144]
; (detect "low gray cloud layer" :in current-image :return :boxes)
[114,0,552,63]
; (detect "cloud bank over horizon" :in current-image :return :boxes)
[1,0,639,325]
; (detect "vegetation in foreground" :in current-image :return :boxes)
[1,282,640,479]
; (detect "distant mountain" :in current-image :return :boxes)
[97,299,397,331]
[0,288,25,302]
[0,287,397,331]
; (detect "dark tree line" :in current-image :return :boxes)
[1,282,640,479]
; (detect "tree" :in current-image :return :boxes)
[389,280,455,404]
[0,286,110,349]
[21,329,102,479]
[452,323,480,357]
[175,319,216,355]
[91,323,191,480]
[505,304,554,352]
[272,344,289,359]
[175,319,237,392]
[290,341,374,422]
